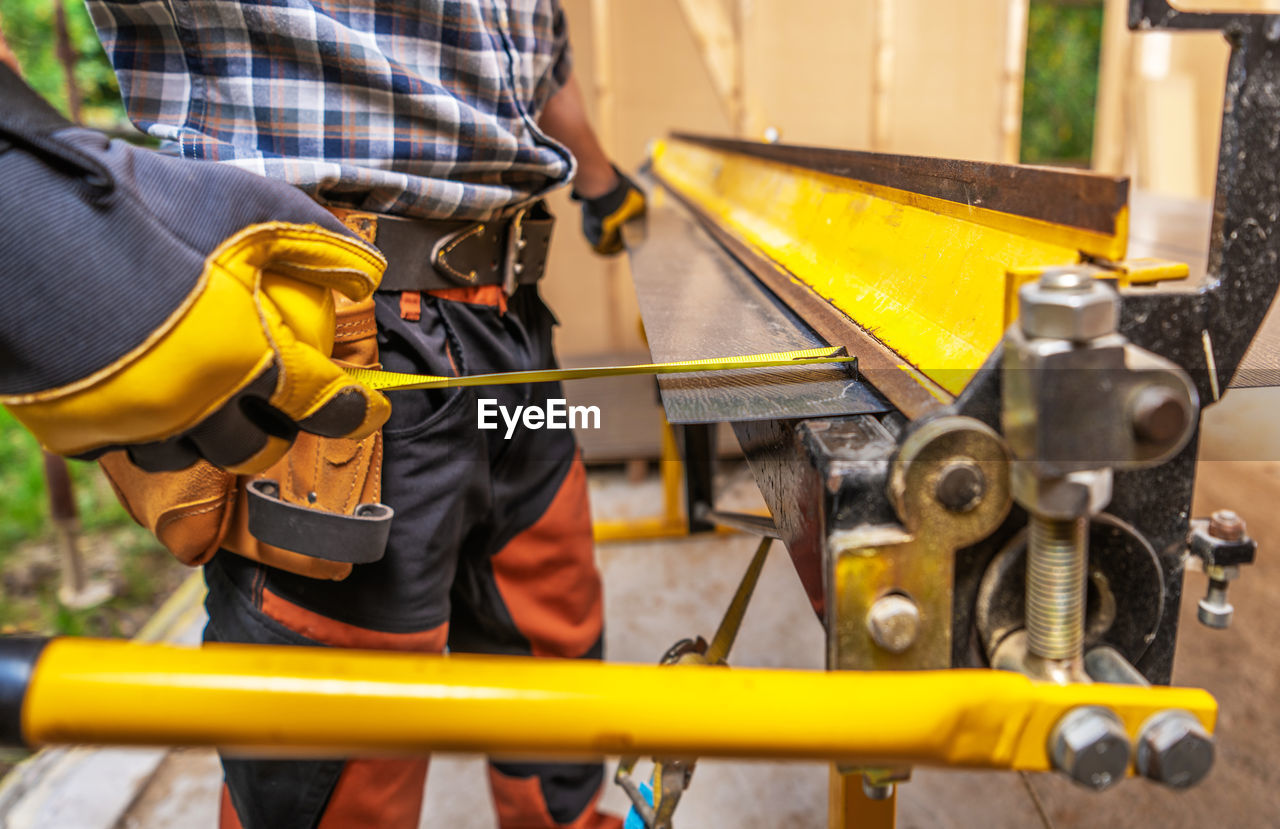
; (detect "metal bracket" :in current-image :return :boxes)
[245,479,393,563]
[828,417,1012,672]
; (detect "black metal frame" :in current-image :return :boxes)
[727,0,1280,683]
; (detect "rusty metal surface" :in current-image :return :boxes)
[623,197,889,424]
[670,133,1129,236]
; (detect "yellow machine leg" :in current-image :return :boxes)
[592,420,688,542]
[591,419,744,543]
[829,768,896,829]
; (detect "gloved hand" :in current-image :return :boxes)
[573,166,647,255]
[0,64,389,474]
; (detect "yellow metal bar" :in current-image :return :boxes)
[705,537,771,664]
[828,768,896,829]
[24,639,1214,768]
[593,419,690,543]
[660,419,682,527]
[591,418,747,543]
[651,138,1134,396]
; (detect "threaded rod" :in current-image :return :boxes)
[1025,516,1087,660]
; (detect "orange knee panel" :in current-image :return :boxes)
[488,767,622,829]
[489,457,603,658]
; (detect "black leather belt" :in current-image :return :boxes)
[373,201,555,293]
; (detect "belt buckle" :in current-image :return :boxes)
[503,206,529,295]
[431,221,485,286]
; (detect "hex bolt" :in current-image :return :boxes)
[1048,706,1131,791]
[1195,512,1247,629]
[1136,710,1215,789]
[866,594,921,654]
[1025,515,1087,661]
[935,461,986,512]
[1131,386,1190,445]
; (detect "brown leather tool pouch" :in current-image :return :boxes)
[99,294,386,581]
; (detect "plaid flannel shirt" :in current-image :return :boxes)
[86,0,576,220]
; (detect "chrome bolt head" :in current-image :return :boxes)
[1137,710,1215,789]
[1197,594,1233,629]
[1049,706,1131,791]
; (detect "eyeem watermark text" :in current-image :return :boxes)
[477,398,601,439]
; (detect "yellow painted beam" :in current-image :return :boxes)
[23,638,1214,770]
[652,138,1133,395]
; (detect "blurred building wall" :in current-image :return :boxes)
[1092,0,1280,464]
[544,0,1032,358]
[1094,0,1280,200]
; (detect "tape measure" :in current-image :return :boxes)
[345,346,855,391]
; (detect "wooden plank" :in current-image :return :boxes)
[1093,0,1135,174]
[871,0,894,151]
[674,0,743,131]
[999,0,1030,164]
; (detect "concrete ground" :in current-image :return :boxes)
[8,447,1280,828]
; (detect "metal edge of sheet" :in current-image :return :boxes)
[623,196,890,424]
[648,170,950,420]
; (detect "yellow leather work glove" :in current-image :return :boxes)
[0,64,389,474]
[573,166,647,255]
[6,222,389,474]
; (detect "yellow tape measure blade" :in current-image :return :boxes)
[345,346,855,392]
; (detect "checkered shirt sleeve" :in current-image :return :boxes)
[86,0,577,220]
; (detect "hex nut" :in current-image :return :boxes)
[1019,278,1119,342]
[866,594,921,654]
[1137,710,1215,789]
[1049,706,1131,791]
[1011,464,1113,520]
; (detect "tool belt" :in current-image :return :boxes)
[99,292,387,580]
[99,206,553,580]
[345,201,554,293]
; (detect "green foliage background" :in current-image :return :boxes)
[0,1,131,548]
[0,4,172,640]
[0,0,124,125]
[1021,0,1105,165]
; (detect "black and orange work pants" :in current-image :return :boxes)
[204,284,620,829]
